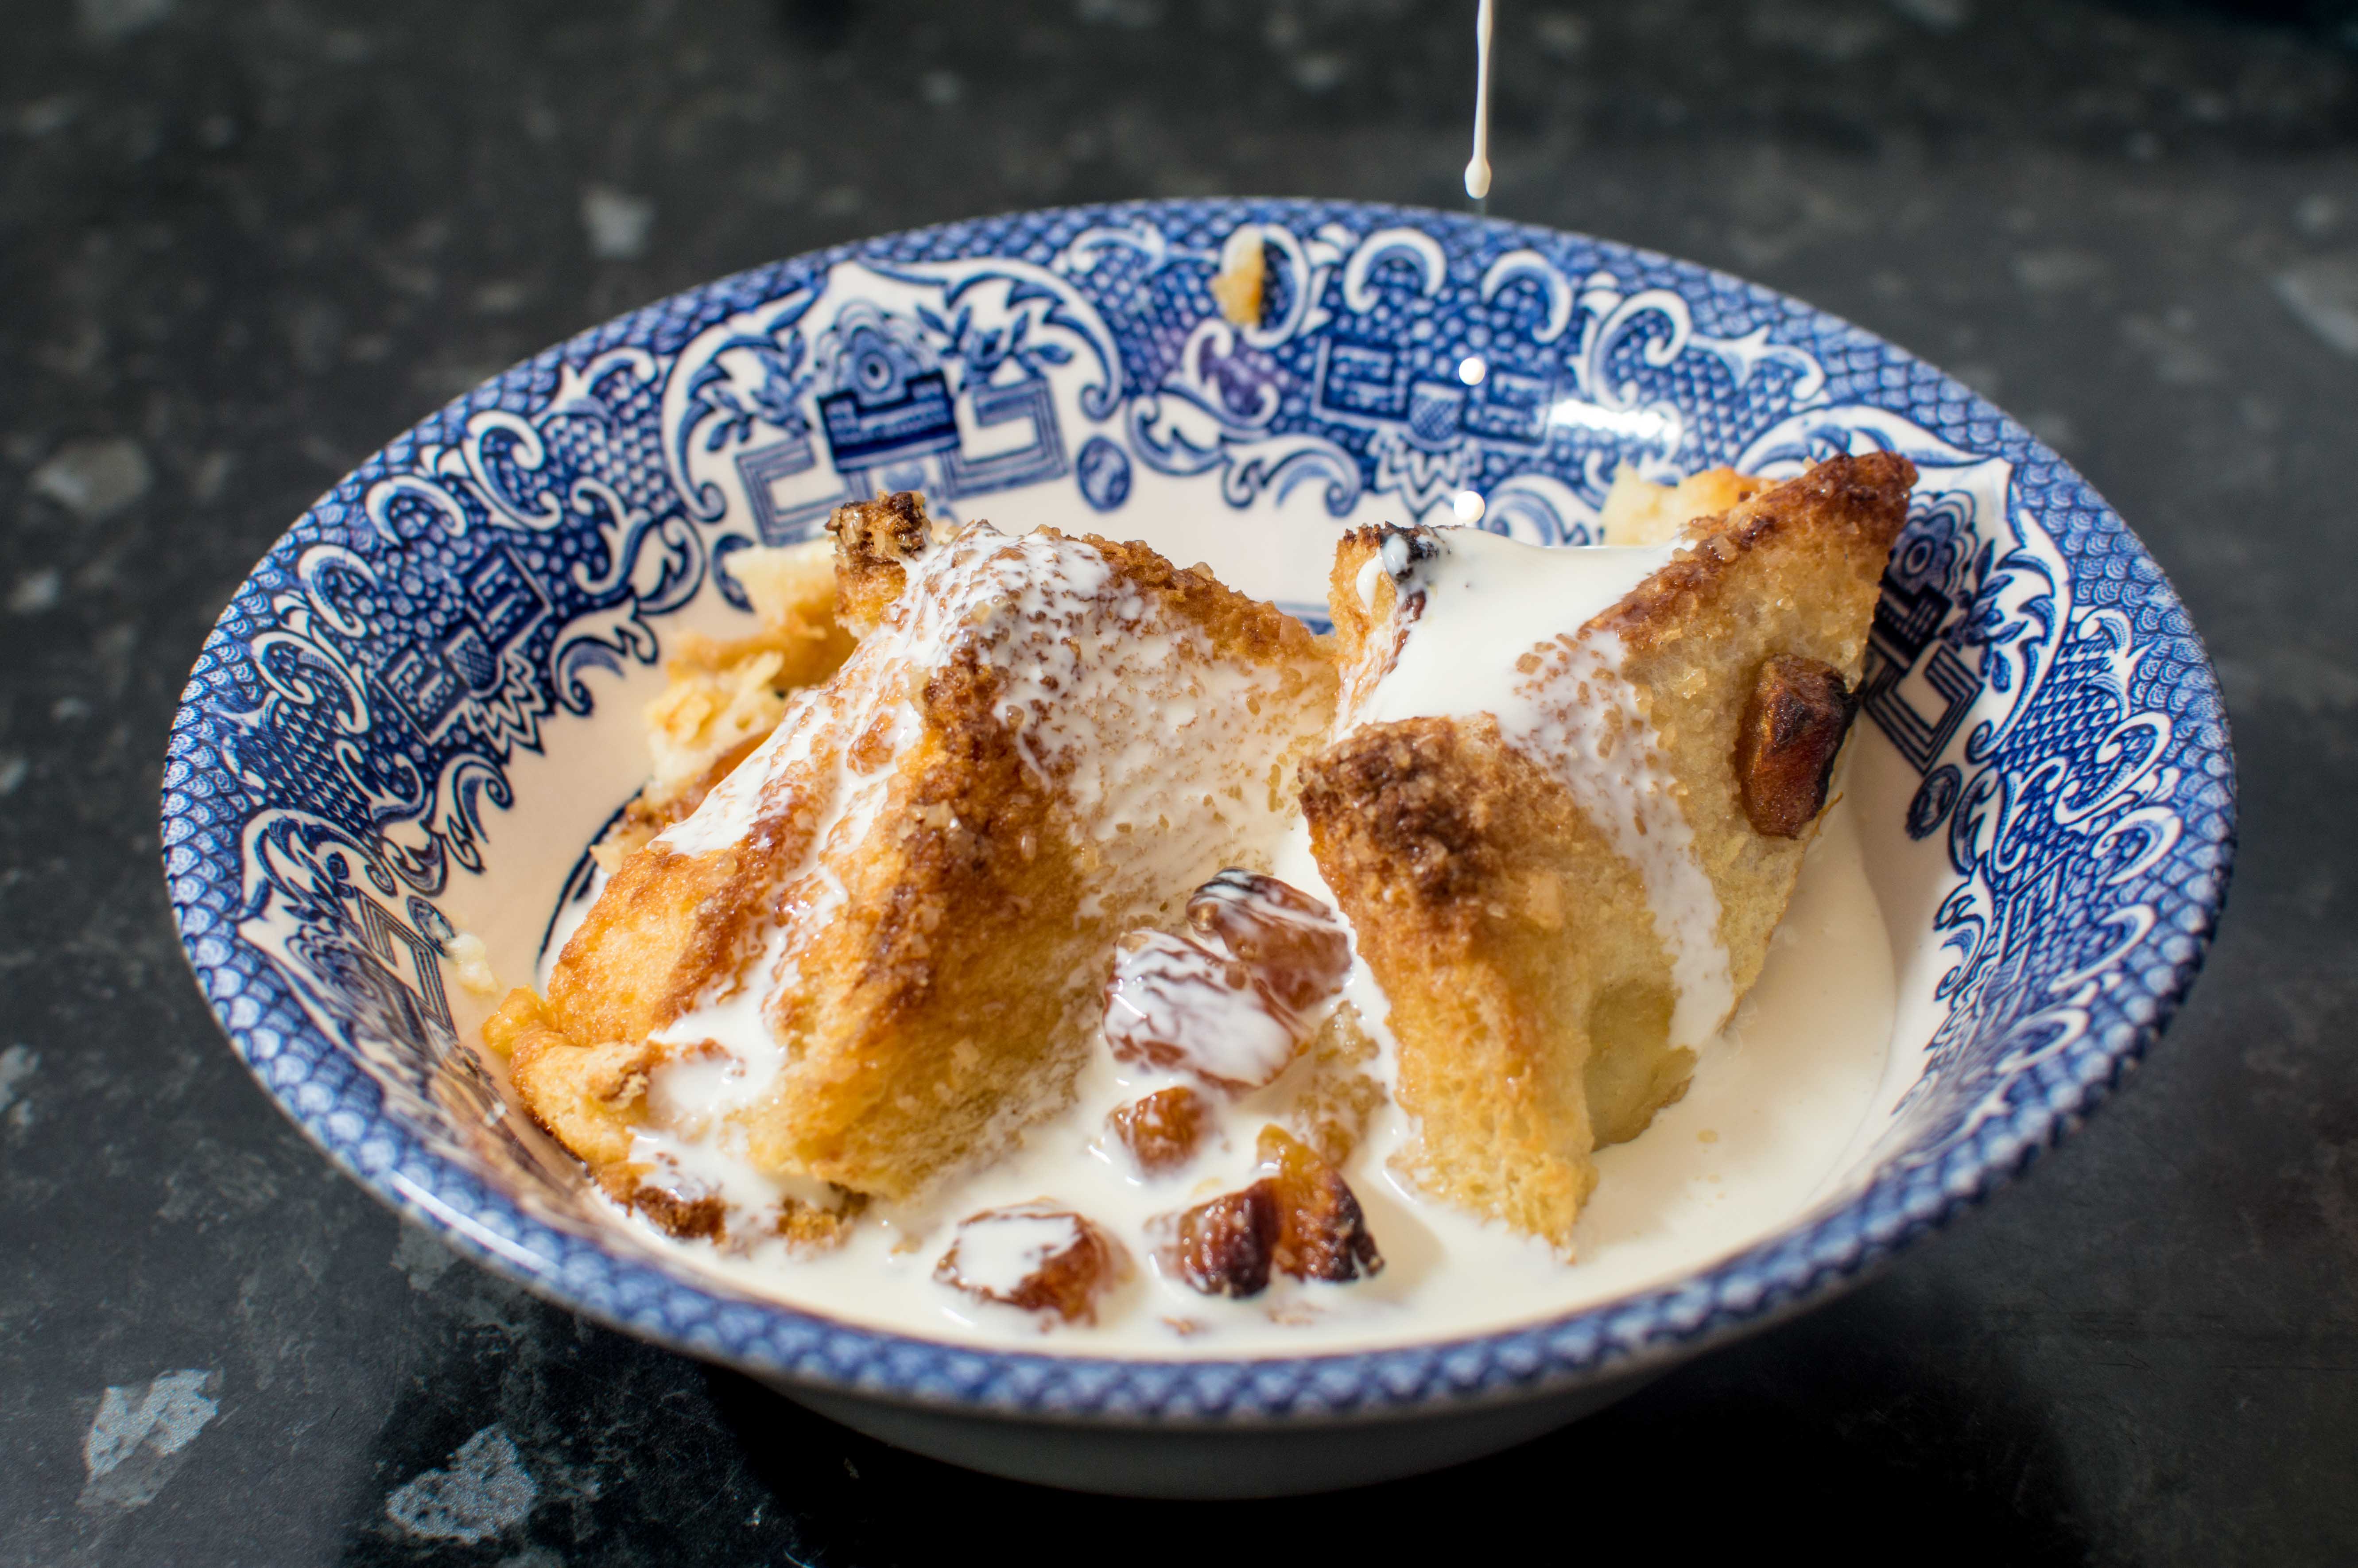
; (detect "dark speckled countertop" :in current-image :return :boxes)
[4,0,2355,1561]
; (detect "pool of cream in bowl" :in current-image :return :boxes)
[542,796,1894,1355]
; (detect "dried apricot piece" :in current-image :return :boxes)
[1102,930,1302,1091]
[1170,1182,1280,1298]
[933,1202,1129,1324]
[1165,1129,1386,1299]
[1734,653,1855,838]
[1185,869,1353,1014]
[1107,1085,1211,1175]
[1257,1126,1385,1283]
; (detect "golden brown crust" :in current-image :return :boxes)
[1087,533,1331,673]
[622,1182,728,1241]
[558,801,822,1048]
[773,1194,866,1250]
[745,533,1330,1195]
[1303,714,1539,916]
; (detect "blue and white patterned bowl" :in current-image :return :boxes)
[162,199,2234,1497]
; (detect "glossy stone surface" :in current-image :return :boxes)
[2,0,2352,1560]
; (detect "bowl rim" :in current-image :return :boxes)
[161,195,2238,1425]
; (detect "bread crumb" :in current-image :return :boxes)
[445,931,499,997]
[1211,225,1266,328]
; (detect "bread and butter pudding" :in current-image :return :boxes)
[485,462,1909,1345]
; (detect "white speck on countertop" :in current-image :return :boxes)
[384,1425,539,1544]
[395,1223,459,1291]
[76,0,173,45]
[30,437,151,523]
[580,185,655,262]
[189,450,234,504]
[1888,0,1971,31]
[1077,0,1162,26]
[2011,248,2108,294]
[17,95,79,136]
[2120,312,2221,386]
[78,1368,221,1513]
[7,569,60,615]
[2275,257,2358,358]
[0,1045,35,1129]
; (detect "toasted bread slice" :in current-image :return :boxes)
[1301,452,1915,1246]
[509,493,1339,1215]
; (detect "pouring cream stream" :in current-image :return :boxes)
[1465,0,1495,202]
